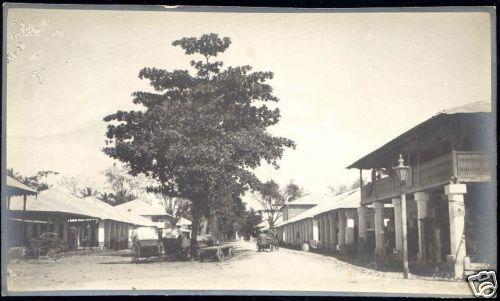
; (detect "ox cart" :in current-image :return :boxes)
[131,227,163,263]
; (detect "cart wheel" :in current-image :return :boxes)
[216,248,223,262]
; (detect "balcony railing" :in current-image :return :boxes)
[360,151,491,205]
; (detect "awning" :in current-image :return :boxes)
[6,176,38,196]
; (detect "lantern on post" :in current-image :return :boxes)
[393,154,410,185]
[392,154,410,279]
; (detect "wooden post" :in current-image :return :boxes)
[22,194,27,246]
[416,134,420,188]
[401,193,409,279]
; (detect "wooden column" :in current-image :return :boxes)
[414,192,430,263]
[329,212,337,250]
[392,198,403,258]
[445,184,467,279]
[22,194,27,245]
[338,210,346,246]
[312,219,319,241]
[324,215,331,251]
[373,202,384,257]
[357,206,368,241]
[401,193,409,279]
[345,210,356,244]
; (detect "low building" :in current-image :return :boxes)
[8,188,156,250]
[117,195,191,245]
[347,100,495,278]
[5,176,39,247]
[276,189,360,254]
[282,194,320,222]
[116,195,191,230]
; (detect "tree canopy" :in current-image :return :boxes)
[7,169,58,192]
[103,33,295,252]
[253,180,305,229]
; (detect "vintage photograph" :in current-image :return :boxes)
[2,4,496,297]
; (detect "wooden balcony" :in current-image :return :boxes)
[360,151,491,205]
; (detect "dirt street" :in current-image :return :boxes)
[7,240,472,296]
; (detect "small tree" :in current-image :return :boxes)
[59,176,81,197]
[8,169,59,192]
[328,178,361,196]
[155,193,191,228]
[253,180,304,230]
[102,163,148,205]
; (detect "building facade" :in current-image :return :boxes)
[348,100,495,278]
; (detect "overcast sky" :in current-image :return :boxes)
[5,6,492,209]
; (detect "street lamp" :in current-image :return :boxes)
[393,154,410,279]
[393,154,410,185]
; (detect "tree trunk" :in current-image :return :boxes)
[190,202,198,258]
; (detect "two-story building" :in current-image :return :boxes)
[348,100,495,278]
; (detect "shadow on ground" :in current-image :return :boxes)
[279,245,454,279]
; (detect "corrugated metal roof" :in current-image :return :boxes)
[9,188,156,227]
[117,195,173,216]
[6,175,38,196]
[80,196,156,227]
[10,188,103,218]
[277,189,360,227]
[287,194,327,205]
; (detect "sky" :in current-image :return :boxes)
[5,6,493,209]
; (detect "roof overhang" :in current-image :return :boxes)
[347,106,491,170]
[6,176,38,196]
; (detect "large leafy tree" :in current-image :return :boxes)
[103,33,295,254]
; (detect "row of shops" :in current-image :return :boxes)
[276,100,495,279]
[5,180,157,251]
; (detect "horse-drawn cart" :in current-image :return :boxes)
[256,232,277,252]
[131,227,163,263]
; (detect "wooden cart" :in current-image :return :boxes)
[198,244,234,262]
[256,233,275,252]
[131,227,163,263]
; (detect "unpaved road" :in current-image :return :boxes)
[7,240,472,296]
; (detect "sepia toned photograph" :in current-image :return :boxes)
[1,4,497,297]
